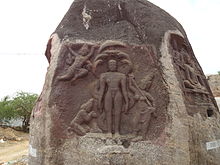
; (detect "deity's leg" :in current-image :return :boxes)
[141,113,151,139]
[71,68,88,82]
[58,67,75,81]
[114,92,123,135]
[104,92,113,134]
[71,123,87,136]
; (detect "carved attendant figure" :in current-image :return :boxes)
[58,44,96,82]
[183,49,205,90]
[68,99,97,136]
[98,59,129,136]
[133,76,155,139]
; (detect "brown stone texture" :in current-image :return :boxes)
[29,0,220,165]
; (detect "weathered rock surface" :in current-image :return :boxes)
[30,0,220,165]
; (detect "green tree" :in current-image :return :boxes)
[218,71,220,75]
[0,96,16,123]
[0,92,38,131]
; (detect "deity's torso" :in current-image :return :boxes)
[101,72,126,90]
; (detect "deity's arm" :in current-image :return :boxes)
[98,74,106,109]
[128,75,138,95]
[73,110,85,124]
[85,46,96,60]
[68,47,78,57]
[184,64,190,78]
[144,92,154,107]
[83,111,93,122]
[121,76,129,107]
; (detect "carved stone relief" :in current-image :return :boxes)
[67,99,97,136]
[170,34,217,116]
[50,40,168,140]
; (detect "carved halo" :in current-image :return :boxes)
[93,40,133,73]
[97,40,127,53]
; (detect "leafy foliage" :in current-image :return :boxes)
[0,92,38,131]
[218,71,220,75]
[0,96,16,122]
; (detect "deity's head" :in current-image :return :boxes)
[139,78,147,90]
[79,44,89,56]
[108,59,117,72]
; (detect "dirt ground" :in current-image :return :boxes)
[0,127,29,165]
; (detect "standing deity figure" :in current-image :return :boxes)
[58,44,96,82]
[98,59,129,136]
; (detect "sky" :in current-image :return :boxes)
[0,0,219,99]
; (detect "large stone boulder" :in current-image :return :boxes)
[29,0,220,165]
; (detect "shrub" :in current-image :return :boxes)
[0,92,38,132]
